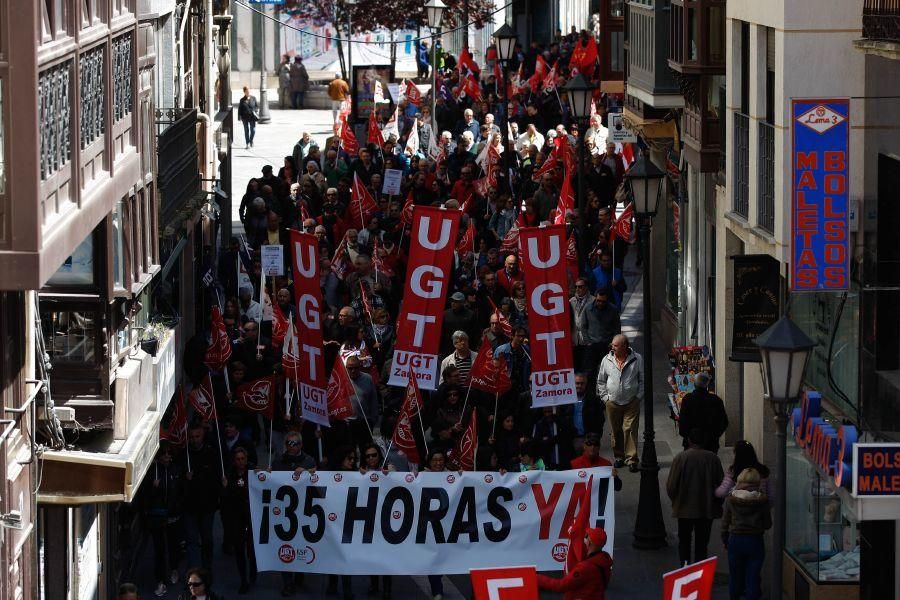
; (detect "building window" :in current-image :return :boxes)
[733,112,749,218]
[0,79,5,195]
[46,234,95,287]
[708,5,724,63]
[39,61,72,181]
[112,200,125,289]
[42,309,98,363]
[41,0,70,42]
[610,0,624,17]
[79,46,105,149]
[611,31,624,72]
[113,34,133,122]
[80,0,105,28]
[757,122,775,232]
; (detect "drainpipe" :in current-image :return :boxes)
[177,0,194,107]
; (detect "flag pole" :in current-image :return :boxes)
[491,392,499,439]
[381,438,394,470]
[317,425,324,463]
[284,378,292,420]
[457,378,474,427]
[268,416,274,469]
[418,409,429,458]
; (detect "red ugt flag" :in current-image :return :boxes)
[271,301,289,349]
[326,359,355,420]
[663,557,718,600]
[610,202,635,243]
[488,297,514,338]
[449,409,478,471]
[570,36,599,73]
[233,375,277,419]
[456,220,475,256]
[564,475,593,573]
[469,337,512,395]
[367,109,383,147]
[392,373,424,463]
[282,315,301,381]
[340,115,360,156]
[405,80,422,106]
[351,173,378,229]
[204,306,232,371]
[188,374,217,423]
[458,47,481,75]
[160,388,188,445]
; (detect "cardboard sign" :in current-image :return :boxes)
[663,557,717,600]
[470,566,538,600]
[261,245,284,276]
[608,113,636,143]
[382,168,403,196]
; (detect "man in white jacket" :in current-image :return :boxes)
[596,333,644,471]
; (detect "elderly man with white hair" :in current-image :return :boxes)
[516,123,545,156]
[439,330,474,385]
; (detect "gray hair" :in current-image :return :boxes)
[694,372,711,389]
[452,331,469,343]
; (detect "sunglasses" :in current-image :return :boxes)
[286,440,300,447]
[188,581,204,587]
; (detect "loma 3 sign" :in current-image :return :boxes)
[793,391,900,497]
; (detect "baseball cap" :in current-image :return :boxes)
[586,527,607,547]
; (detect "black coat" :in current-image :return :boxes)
[184,442,223,514]
[678,388,729,453]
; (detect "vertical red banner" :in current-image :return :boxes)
[519,225,577,407]
[289,230,329,426]
[388,206,461,390]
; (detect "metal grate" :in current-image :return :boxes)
[79,46,105,149]
[863,0,900,41]
[38,61,72,181]
[758,122,776,233]
[733,112,750,218]
[113,34,133,121]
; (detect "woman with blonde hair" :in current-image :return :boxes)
[721,467,772,600]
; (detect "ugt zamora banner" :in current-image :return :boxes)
[388,205,461,390]
[289,230,329,426]
[520,224,578,407]
[250,468,614,575]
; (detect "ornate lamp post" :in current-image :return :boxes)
[425,0,447,132]
[257,4,271,123]
[755,315,815,600]
[625,153,668,550]
[563,73,596,267]
[492,23,517,192]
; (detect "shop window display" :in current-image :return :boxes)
[785,440,860,583]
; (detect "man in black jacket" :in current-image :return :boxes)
[678,372,729,453]
[272,431,317,596]
[183,424,224,571]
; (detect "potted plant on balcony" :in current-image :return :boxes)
[140,321,171,357]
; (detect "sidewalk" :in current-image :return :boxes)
[604,251,733,598]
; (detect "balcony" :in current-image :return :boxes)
[625,0,683,117]
[856,0,900,59]
[668,0,725,75]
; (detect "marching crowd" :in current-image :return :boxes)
[138,28,772,600]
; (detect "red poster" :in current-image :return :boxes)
[663,557,717,600]
[289,230,329,427]
[470,566,538,600]
[519,225,577,407]
[388,206,461,390]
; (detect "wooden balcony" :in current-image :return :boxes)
[668,0,726,75]
[682,97,721,172]
[857,0,900,59]
[625,0,682,112]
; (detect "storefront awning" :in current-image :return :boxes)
[37,412,160,504]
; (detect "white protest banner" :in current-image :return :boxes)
[608,112,637,143]
[519,224,578,407]
[250,468,615,575]
[388,205,460,390]
[382,168,403,196]
[261,245,284,276]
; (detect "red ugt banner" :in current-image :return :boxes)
[289,230,329,427]
[388,205,461,390]
[519,225,577,408]
[663,557,717,600]
[470,566,538,600]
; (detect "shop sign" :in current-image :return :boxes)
[790,99,850,291]
[729,254,781,362]
[792,390,858,489]
[852,444,900,497]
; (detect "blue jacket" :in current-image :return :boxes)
[494,342,531,391]
[591,265,626,311]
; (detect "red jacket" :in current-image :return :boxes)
[537,551,612,600]
[496,268,524,295]
[570,455,612,470]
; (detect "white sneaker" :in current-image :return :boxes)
[170,569,178,584]
[154,582,167,597]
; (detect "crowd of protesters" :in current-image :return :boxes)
[144,29,644,599]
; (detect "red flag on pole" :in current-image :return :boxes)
[469,338,512,395]
[340,115,360,156]
[570,36,599,72]
[350,173,378,229]
[564,475,594,573]
[282,317,301,381]
[405,79,422,106]
[456,219,476,256]
[449,409,478,471]
[500,222,520,254]
[326,359,355,420]
[160,388,188,445]
[188,374,218,423]
[233,375,277,419]
[555,169,575,225]
[204,306,232,371]
[271,301,289,349]
[463,74,482,102]
[367,109,383,147]
[400,190,415,226]
[610,202,635,243]
[566,231,578,270]
[542,60,559,91]
[458,47,481,75]
[392,373,424,463]
[372,238,394,277]
[330,234,353,280]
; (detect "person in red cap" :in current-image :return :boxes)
[537,527,613,599]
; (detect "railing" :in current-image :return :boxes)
[758,122,776,233]
[863,0,900,42]
[733,112,750,218]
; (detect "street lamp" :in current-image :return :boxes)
[563,74,596,267]
[257,4,271,123]
[492,23,517,197]
[426,0,446,135]
[755,315,815,600]
[625,152,667,550]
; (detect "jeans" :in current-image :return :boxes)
[677,518,713,567]
[428,575,444,596]
[292,91,306,109]
[242,119,256,146]
[728,534,765,600]
[184,510,215,570]
[150,519,182,583]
